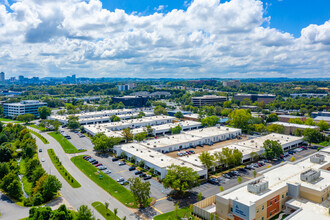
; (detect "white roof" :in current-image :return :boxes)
[221,151,330,205]
[141,133,202,149]
[314,116,330,122]
[184,126,241,138]
[286,198,330,220]
[270,121,318,129]
[120,143,203,171]
[131,121,201,134]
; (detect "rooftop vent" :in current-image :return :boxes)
[300,169,320,182]
[247,180,269,194]
[310,154,325,164]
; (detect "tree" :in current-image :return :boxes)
[114,208,118,218]
[76,205,95,220]
[67,116,80,130]
[254,124,266,133]
[28,206,52,220]
[163,165,199,195]
[263,140,283,159]
[105,202,109,212]
[134,132,148,142]
[169,125,182,134]
[7,179,23,199]
[110,115,121,122]
[250,152,259,161]
[240,98,252,105]
[219,185,224,192]
[198,152,215,170]
[290,156,296,162]
[252,170,257,178]
[201,116,219,127]
[92,133,122,152]
[197,192,202,201]
[237,176,242,184]
[38,107,51,119]
[0,162,9,179]
[223,101,232,108]
[0,146,12,162]
[137,111,145,118]
[154,106,168,115]
[304,118,315,126]
[152,101,167,108]
[317,120,329,131]
[229,109,252,132]
[266,113,279,123]
[42,175,62,201]
[128,177,151,208]
[17,114,35,123]
[174,111,184,119]
[288,118,304,124]
[267,124,285,134]
[303,128,324,145]
[144,125,153,136]
[122,128,133,142]
[295,128,303,137]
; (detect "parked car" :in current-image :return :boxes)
[139,173,147,178]
[112,157,119,162]
[91,161,98,165]
[118,161,126,166]
[284,152,289,157]
[41,158,45,162]
[98,166,107,170]
[143,175,152,180]
[94,163,102,167]
[223,174,231,179]
[208,178,220,185]
[128,166,136,171]
[117,177,124,182]
[39,149,42,152]
[135,171,142,175]
[189,150,195,154]
[88,158,95,163]
[238,168,247,173]
[83,156,91,160]
[104,170,111,174]
[120,180,129,185]
[245,165,254,170]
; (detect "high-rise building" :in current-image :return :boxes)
[18,75,25,81]
[0,72,5,82]
[3,100,47,118]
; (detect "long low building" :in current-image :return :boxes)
[114,143,207,179]
[193,149,330,220]
[269,122,319,135]
[180,133,303,167]
[84,115,176,135]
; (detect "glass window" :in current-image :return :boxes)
[257,208,259,213]
[282,194,284,198]
[262,205,264,210]
[275,199,277,203]
[270,201,272,205]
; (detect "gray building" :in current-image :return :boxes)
[223,80,240,88]
[192,95,227,107]
[3,100,47,118]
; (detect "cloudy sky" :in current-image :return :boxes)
[0,0,329,79]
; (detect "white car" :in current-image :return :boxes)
[117,177,124,182]
[104,170,111,174]
[98,166,107,170]
[41,158,45,162]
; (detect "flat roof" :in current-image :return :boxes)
[120,143,203,171]
[286,198,330,220]
[220,151,330,205]
[131,121,202,134]
[270,122,318,129]
[314,116,330,121]
[278,115,305,119]
[141,133,202,149]
[184,126,241,138]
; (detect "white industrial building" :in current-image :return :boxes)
[114,143,207,179]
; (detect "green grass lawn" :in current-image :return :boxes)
[29,124,47,131]
[92,201,121,220]
[71,155,136,208]
[28,129,49,144]
[153,207,196,220]
[318,141,330,147]
[48,132,85,154]
[19,158,33,196]
[0,118,13,122]
[47,149,81,188]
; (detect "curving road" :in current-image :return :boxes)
[29,127,141,220]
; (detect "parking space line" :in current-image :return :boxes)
[244,176,252,180]
[151,206,163,214]
[115,170,127,174]
[156,196,168,201]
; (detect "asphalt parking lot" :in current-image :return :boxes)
[61,128,94,150]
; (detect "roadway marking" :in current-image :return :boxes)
[156,196,168,202]
[114,170,127,174]
[151,206,163,214]
[244,176,252,180]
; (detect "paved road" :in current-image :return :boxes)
[29,127,141,220]
[0,192,29,220]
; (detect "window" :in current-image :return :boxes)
[286,192,288,196]
[282,194,284,199]
[257,208,259,213]
[270,201,272,205]
[262,205,264,210]
[275,198,277,203]
[262,217,264,220]
[270,211,272,216]
[275,209,277,214]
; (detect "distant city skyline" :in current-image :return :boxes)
[0,0,329,78]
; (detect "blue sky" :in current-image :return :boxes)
[99,0,330,37]
[1,0,329,78]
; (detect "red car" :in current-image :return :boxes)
[94,163,103,167]
[83,156,91,160]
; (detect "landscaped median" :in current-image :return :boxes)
[92,201,121,220]
[153,207,196,220]
[48,149,81,188]
[48,132,86,154]
[28,129,49,144]
[71,155,137,208]
[29,124,47,131]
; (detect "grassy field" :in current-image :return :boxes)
[153,207,196,220]
[0,118,13,122]
[71,155,136,208]
[48,132,85,154]
[19,158,33,196]
[28,129,49,144]
[47,149,81,188]
[92,201,121,220]
[29,124,47,131]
